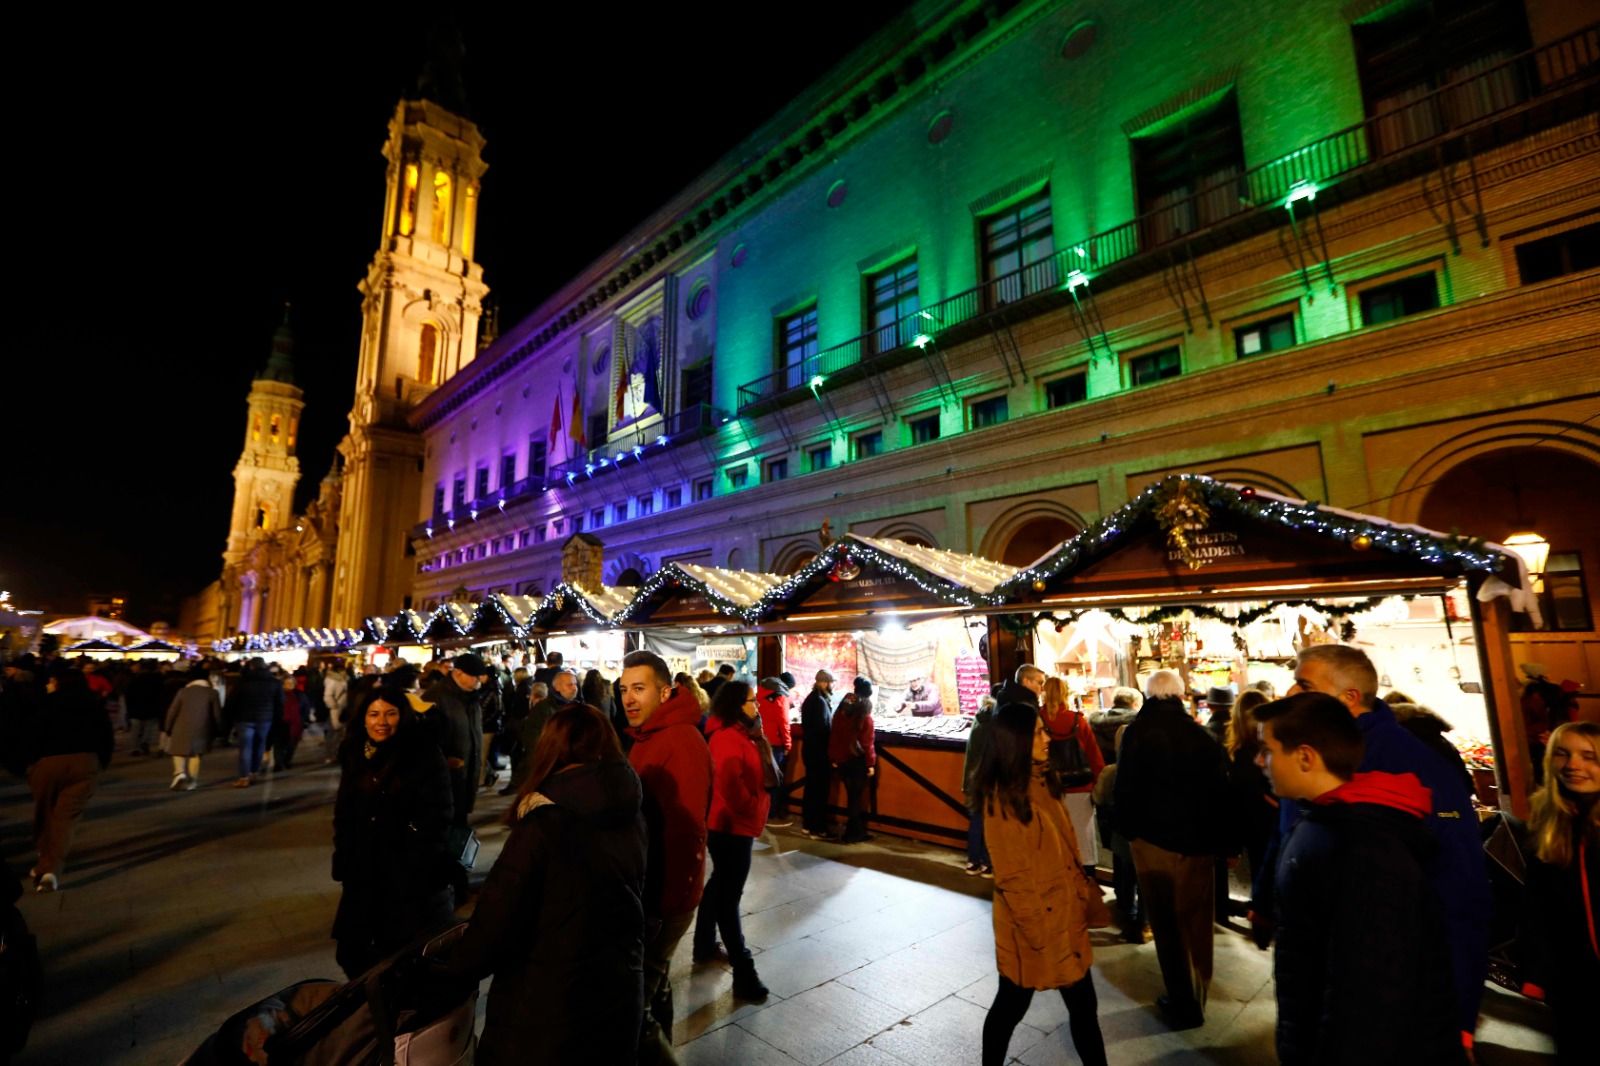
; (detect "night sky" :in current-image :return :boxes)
[8,4,914,625]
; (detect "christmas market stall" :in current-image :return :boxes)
[991,475,1540,814]
[613,561,787,679]
[731,533,1018,846]
[530,581,637,672]
[123,638,185,663]
[61,638,129,662]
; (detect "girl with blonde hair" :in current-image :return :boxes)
[1519,720,1599,1064]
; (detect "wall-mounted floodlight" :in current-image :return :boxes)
[913,333,933,349]
[1285,180,1318,207]
[1065,269,1089,290]
[809,374,826,391]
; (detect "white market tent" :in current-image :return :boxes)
[43,616,152,644]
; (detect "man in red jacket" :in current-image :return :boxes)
[621,650,712,1066]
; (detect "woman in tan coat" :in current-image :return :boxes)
[972,702,1108,1066]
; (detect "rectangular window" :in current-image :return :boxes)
[452,471,467,509]
[500,453,517,491]
[665,486,683,509]
[553,518,564,536]
[1045,372,1088,409]
[694,478,714,502]
[571,514,584,533]
[777,307,819,391]
[727,465,749,489]
[968,395,1009,430]
[586,413,608,449]
[519,531,531,548]
[1234,314,1296,358]
[866,257,919,354]
[433,483,446,515]
[1128,346,1182,386]
[637,493,655,516]
[1541,551,1592,632]
[1515,223,1600,285]
[474,465,490,501]
[1133,92,1245,247]
[534,525,547,544]
[591,507,606,528]
[981,189,1055,304]
[680,362,712,411]
[853,430,883,460]
[527,439,547,480]
[1359,272,1440,326]
[613,501,629,524]
[807,443,834,472]
[1353,0,1531,156]
[909,412,941,445]
[765,457,789,483]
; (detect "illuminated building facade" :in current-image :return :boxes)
[344,1,1595,691]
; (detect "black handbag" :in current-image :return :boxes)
[1047,711,1095,787]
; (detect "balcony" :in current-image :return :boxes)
[733,25,1598,416]
[549,402,718,484]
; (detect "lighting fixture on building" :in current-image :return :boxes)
[1503,531,1550,591]
[1065,269,1089,290]
[1285,179,1318,207]
[425,526,433,538]
[1074,245,1088,258]
[913,333,933,349]
[656,434,670,446]
[809,374,826,391]
[446,518,455,530]
[469,509,478,521]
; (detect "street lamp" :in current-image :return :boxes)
[1503,531,1550,592]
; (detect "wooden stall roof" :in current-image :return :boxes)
[995,475,1530,609]
[613,562,787,627]
[469,593,542,640]
[385,609,431,645]
[535,583,639,632]
[421,602,479,646]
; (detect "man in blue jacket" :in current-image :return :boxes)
[1260,645,1489,1050]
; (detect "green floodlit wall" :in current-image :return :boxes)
[710,0,1370,416]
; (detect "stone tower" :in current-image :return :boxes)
[330,86,490,626]
[223,311,305,633]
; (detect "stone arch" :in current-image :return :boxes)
[870,521,939,548]
[769,539,820,575]
[604,551,654,587]
[979,500,1087,566]
[1387,419,1600,525]
[1197,466,1306,499]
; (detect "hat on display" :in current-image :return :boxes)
[453,653,491,677]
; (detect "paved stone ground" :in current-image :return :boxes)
[1,735,1556,1065]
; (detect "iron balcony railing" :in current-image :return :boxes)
[549,402,717,482]
[734,24,1598,414]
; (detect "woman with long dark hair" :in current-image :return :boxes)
[443,704,648,1065]
[691,680,771,999]
[1520,720,1599,1064]
[971,703,1108,1066]
[330,685,455,978]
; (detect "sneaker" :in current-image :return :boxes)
[35,873,58,893]
[766,818,794,829]
[184,778,199,791]
[170,774,186,791]
[979,865,994,879]
[964,862,983,875]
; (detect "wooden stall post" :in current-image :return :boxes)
[986,616,1033,687]
[1472,589,1533,818]
[756,633,783,681]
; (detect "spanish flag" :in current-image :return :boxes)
[570,387,585,448]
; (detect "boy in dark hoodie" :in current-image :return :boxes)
[1256,692,1463,1066]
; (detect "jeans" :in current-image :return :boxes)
[983,972,1105,1066]
[694,831,755,961]
[839,757,869,841]
[767,749,788,820]
[638,909,693,1065]
[801,753,831,834]
[236,721,269,777]
[967,801,990,866]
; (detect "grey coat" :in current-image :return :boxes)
[165,681,222,756]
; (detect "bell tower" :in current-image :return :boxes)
[223,311,305,633]
[331,77,490,626]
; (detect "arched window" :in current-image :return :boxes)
[431,170,453,244]
[462,184,478,259]
[287,416,298,448]
[269,415,281,443]
[251,416,261,442]
[418,324,440,384]
[399,163,419,236]
[256,504,269,529]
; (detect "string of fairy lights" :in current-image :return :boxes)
[212,476,1519,653]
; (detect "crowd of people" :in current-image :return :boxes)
[1,640,1594,1064]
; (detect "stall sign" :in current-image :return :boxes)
[696,643,748,662]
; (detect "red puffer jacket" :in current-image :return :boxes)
[757,684,791,751]
[827,697,876,768]
[706,715,770,837]
[628,686,713,917]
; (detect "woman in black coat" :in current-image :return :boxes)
[442,703,647,1066]
[331,685,455,979]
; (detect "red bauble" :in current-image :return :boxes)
[1240,486,1257,500]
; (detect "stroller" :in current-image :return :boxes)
[179,924,476,1066]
